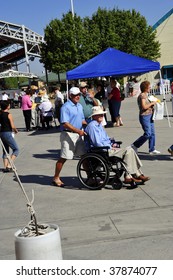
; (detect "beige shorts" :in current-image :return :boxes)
[60,131,86,159]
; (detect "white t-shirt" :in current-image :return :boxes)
[2,93,9,100]
[55,90,64,106]
[39,101,53,117]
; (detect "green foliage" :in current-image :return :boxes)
[2,77,28,89]
[41,12,85,72]
[40,8,160,73]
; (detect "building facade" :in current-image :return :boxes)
[153,8,173,81]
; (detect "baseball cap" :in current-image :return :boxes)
[69,87,80,95]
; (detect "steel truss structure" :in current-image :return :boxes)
[0,20,44,73]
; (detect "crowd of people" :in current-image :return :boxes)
[0,79,172,187]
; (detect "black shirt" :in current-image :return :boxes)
[0,111,12,132]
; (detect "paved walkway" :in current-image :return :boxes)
[0,95,173,260]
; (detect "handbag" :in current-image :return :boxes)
[152,102,164,120]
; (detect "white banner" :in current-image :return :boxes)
[0,260,172,280]
[0,70,37,79]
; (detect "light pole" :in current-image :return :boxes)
[70,0,74,17]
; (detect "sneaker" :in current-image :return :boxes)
[168,148,173,156]
[131,144,138,154]
[149,149,161,155]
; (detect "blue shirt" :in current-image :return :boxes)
[60,99,85,130]
[85,120,111,148]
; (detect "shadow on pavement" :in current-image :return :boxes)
[32,149,60,160]
[138,153,172,161]
[13,174,85,190]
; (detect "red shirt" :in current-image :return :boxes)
[110,87,121,101]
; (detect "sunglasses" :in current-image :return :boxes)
[71,93,81,96]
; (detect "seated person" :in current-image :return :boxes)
[85,106,150,184]
[38,96,53,129]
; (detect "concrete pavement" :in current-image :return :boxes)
[0,95,173,260]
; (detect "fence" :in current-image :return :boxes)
[150,79,171,95]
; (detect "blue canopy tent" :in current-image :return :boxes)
[66,47,160,80]
[66,47,172,127]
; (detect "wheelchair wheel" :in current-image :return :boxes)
[109,156,125,178]
[112,177,123,190]
[77,153,109,190]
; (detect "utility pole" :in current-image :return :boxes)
[70,0,74,17]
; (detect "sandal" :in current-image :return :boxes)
[52,181,65,187]
[3,167,13,173]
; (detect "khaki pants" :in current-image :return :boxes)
[108,146,142,176]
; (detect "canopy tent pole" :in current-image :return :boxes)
[150,71,153,85]
[66,80,69,100]
[159,70,171,127]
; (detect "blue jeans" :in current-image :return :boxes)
[133,114,155,152]
[0,132,19,158]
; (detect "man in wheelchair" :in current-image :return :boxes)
[84,106,150,185]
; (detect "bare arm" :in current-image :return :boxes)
[107,93,113,100]
[93,98,99,106]
[63,122,86,136]
[8,113,18,134]
[141,98,157,110]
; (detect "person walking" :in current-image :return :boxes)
[21,87,32,132]
[131,81,160,155]
[52,87,87,187]
[0,100,19,172]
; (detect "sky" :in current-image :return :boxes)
[1,0,173,76]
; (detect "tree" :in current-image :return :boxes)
[1,77,28,89]
[40,8,160,73]
[41,12,85,73]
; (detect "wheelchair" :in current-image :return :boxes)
[77,139,137,190]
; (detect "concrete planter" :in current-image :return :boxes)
[14,224,62,260]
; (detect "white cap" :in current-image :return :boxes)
[69,87,80,95]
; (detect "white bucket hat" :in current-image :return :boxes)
[90,106,107,117]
